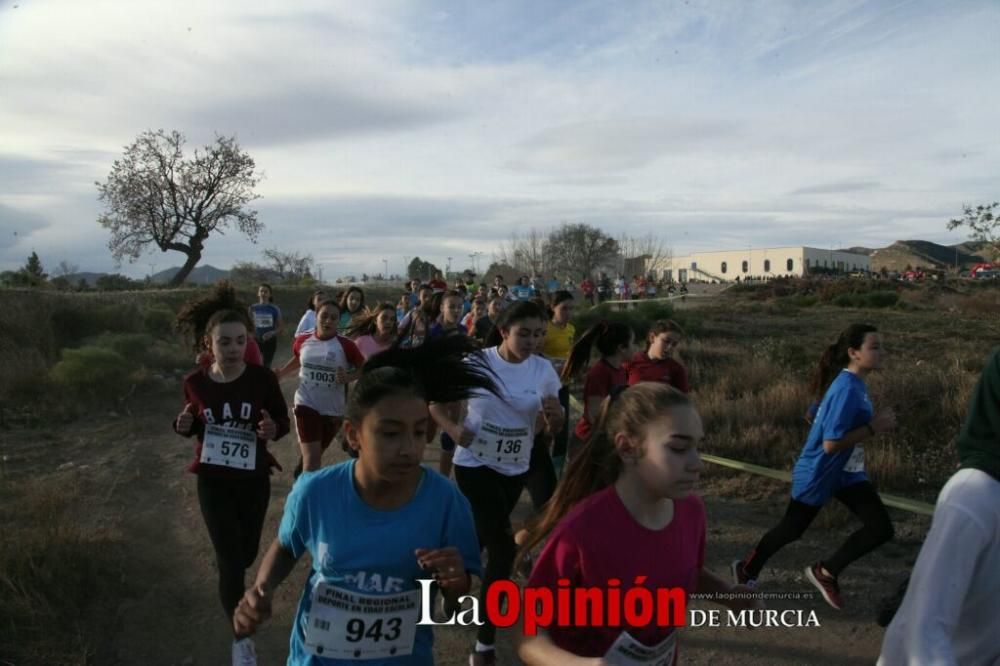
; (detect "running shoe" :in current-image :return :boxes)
[232,637,257,666]
[730,559,757,588]
[805,563,843,610]
[469,649,497,666]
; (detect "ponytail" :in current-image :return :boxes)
[347,335,499,422]
[517,383,692,568]
[809,323,878,398]
[560,319,633,381]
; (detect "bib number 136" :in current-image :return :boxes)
[496,439,522,455]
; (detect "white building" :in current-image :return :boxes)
[646,246,871,283]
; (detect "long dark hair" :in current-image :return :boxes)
[560,319,634,381]
[339,286,366,315]
[483,300,547,348]
[305,289,325,311]
[517,383,693,567]
[810,323,878,398]
[176,280,252,351]
[347,302,397,339]
[346,335,499,423]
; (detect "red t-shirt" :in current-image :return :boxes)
[176,363,291,478]
[574,360,627,440]
[528,486,705,660]
[428,278,448,293]
[625,352,690,393]
[581,279,595,296]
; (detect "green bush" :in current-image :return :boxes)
[50,302,144,349]
[141,303,177,336]
[573,301,702,340]
[87,332,155,363]
[865,291,899,308]
[49,347,133,400]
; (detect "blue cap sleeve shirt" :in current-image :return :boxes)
[250,303,281,339]
[278,461,482,665]
[791,370,873,506]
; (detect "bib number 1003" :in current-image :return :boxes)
[346,617,402,643]
[496,439,522,455]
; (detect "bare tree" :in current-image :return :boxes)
[617,232,672,277]
[96,129,263,286]
[544,223,620,279]
[262,247,315,282]
[494,228,550,276]
[947,202,1000,260]
[54,260,79,277]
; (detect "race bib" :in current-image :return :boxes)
[254,313,274,329]
[470,420,532,465]
[843,445,864,473]
[604,630,677,666]
[200,424,256,470]
[304,582,420,660]
[301,362,339,389]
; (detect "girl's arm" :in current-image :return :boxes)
[274,354,300,381]
[233,539,300,636]
[822,408,896,454]
[428,402,473,445]
[518,630,605,666]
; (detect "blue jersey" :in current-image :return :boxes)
[791,370,872,505]
[279,461,481,665]
[510,284,535,301]
[250,303,281,339]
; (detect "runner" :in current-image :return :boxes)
[579,274,595,307]
[177,280,264,367]
[249,283,283,369]
[429,301,563,666]
[276,300,365,475]
[473,296,506,344]
[338,286,366,333]
[733,324,897,609]
[296,290,327,336]
[596,272,611,304]
[561,319,635,463]
[428,271,448,294]
[427,289,470,479]
[461,297,487,336]
[878,348,1000,665]
[173,308,291,666]
[516,383,757,665]
[541,290,576,477]
[510,276,535,302]
[626,320,690,392]
[232,336,496,666]
[645,274,658,300]
[351,303,398,360]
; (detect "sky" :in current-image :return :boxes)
[1,0,998,280]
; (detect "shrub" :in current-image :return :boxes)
[49,347,133,401]
[87,332,155,363]
[142,303,177,337]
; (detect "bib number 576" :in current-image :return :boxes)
[346,617,402,643]
[220,441,251,458]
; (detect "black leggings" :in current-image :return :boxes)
[454,465,526,646]
[197,474,271,627]
[743,481,893,579]
[550,386,570,463]
[258,336,278,368]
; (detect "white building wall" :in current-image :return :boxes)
[647,247,870,282]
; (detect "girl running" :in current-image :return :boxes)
[351,303,398,360]
[733,324,897,609]
[296,290,327,336]
[430,301,563,666]
[232,336,494,665]
[249,283,283,368]
[626,320,690,392]
[461,298,487,336]
[541,291,576,477]
[339,286,366,332]
[173,309,291,665]
[561,320,636,463]
[428,290,470,479]
[277,300,365,475]
[517,383,755,665]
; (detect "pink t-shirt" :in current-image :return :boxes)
[354,334,390,360]
[528,485,705,660]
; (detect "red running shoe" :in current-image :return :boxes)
[805,562,843,610]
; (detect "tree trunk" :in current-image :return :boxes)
[170,250,202,287]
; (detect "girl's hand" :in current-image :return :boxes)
[257,409,276,440]
[450,426,475,447]
[176,403,196,434]
[871,408,897,434]
[233,583,272,636]
[262,331,275,341]
[335,368,350,384]
[415,547,467,590]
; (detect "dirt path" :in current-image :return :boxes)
[5,375,928,665]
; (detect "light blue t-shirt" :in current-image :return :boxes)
[279,461,482,665]
[510,284,535,301]
[791,370,872,505]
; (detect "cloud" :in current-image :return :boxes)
[790,180,881,196]
[508,117,741,175]
[0,203,50,249]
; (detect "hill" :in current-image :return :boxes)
[62,271,109,285]
[150,265,229,284]
[868,240,988,273]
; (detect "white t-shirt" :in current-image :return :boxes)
[878,468,1000,666]
[291,333,364,416]
[295,310,317,336]
[453,347,561,476]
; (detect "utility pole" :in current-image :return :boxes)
[382,259,388,281]
[447,257,453,275]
